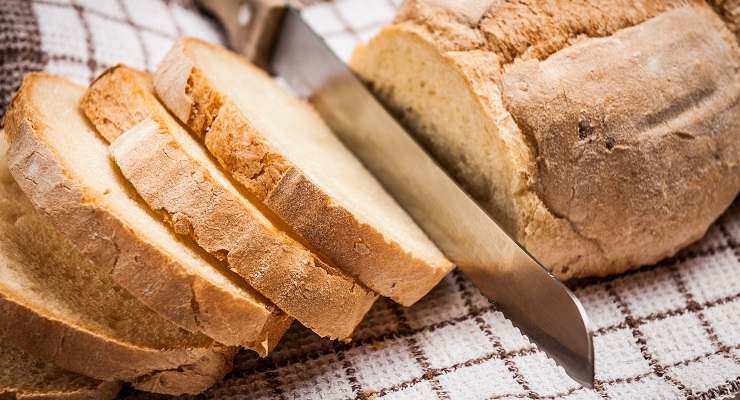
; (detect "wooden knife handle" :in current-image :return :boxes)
[196,0,292,69]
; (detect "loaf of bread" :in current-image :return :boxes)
[155,38,454,306]
[352,0,740,278]
[81,65,377,340]
[0,127,233,395]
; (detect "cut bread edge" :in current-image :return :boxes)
[81,65,293,354]
[84,65,376,339]
[7,72,290,354]
[112,118,376,340]
[0,123,233,395]
[154,37,454,306]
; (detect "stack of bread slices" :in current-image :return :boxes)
[0,37,453,396]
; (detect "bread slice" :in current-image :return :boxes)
[4,72,292,354]
[0,342,120,400]
[81,66,377,340]
[0,131,233,395]
[154,38,454,306]
[351,1,740,278]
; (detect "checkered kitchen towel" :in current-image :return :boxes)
[1,1,738,399]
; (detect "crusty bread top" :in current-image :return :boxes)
[83,65,376,340]
[0,342,120,400]
[394,0,702,63]
[154,38,454,305]
[81,66,293,354]
[500,6,740,272]
[2,74,234,395]
[352,1,740,278]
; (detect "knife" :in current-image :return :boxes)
[196,0,595,387]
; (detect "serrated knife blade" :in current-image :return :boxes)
[197,0,595,387]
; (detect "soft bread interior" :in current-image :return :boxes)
[351,29,525,236]
[0,342,113,396]
[24,75,265,309]
[185,41,448,267]
[0,137,207,349]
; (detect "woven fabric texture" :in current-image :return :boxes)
[0,1,737,399]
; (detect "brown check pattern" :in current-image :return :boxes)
[0,1,738,399]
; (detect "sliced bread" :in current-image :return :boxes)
[708,0,740,42]
[81,66,377,340]
[154,38,454,306]
[4,72,292,354]
[0,132,233,395]
[0,342,120,400]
